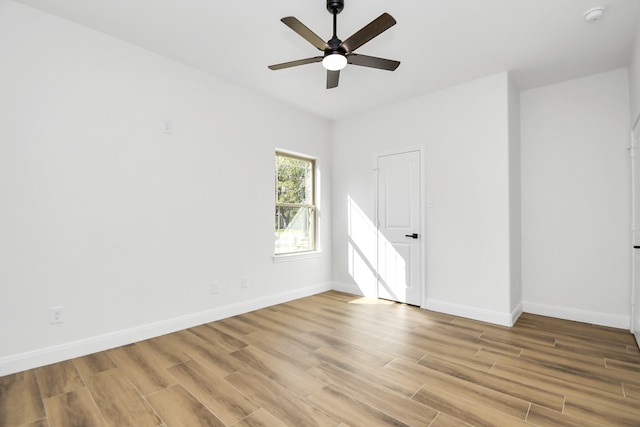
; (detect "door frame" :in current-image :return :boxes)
[374,145,427,308]
[632,117,640,346]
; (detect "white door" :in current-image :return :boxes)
[376,150,422,306]
[633,122,640,347]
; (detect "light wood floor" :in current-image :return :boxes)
[1,291,640,427]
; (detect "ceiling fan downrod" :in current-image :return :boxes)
[327,0,344,53]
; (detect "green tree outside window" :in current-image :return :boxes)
[275,153,316,254]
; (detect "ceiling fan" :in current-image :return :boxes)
[268,0,400,89]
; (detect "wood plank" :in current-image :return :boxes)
[623,382,640,400]
[135,335,192,369]
[73,351,117,378]
[241,329,319,371]
[479,349,626,396]
[19,419,49,427]
[382,333,496,371]
[330,326,425,361]
[518,346,639,386]
[230,408,287,427]
[167,360,259,426]
[526,404,603,427]
[313,352,423,398]
[208,315,257,337]
[309,330,396,367]
[480,330,557,350]
[411,385,531,427]
[240,310,310,337]
[146,385,225,427]
[411,325,523,358]
[428,412,474,427]
[0,371,46,426]
[489,359,627,407]
[312,308,411,339]
[224,368,339,426]
[370,332,430,362]
[187,324,248,353]
[84,369,161,427]
[233,312,325,352]
[108,344,177,395]
[307,362,437,426]
[387,359,533,419]
[44,388,106,427]
[606,357,640,375]
[230,346,325,398]
[35,361,85,399]
[564,392,640,426]
[306,386,410,426]
[266,301,343,332]
[160,329,247,377]
[516,313,637,346]
[414,355,565,412]
[519,344,606,370]
[251,305,336,334]
[555,335,640,363]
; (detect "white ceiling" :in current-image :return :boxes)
[14,0,640,120]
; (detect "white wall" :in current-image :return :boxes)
[521,69,631,328]
[508,75,522,313]
[630,19,640,128]
[332,72,517,326]
[0,2,332,375]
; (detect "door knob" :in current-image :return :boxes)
[405,233,419,239]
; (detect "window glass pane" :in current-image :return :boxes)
[275,152,316,255]
[276,156,312,204]
[275,206,315,254]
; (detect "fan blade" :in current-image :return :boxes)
[340,13,396,53]
[268,56,323,70]
[347,53,400,71]
[281,17,329,51]
[326,70,340,89]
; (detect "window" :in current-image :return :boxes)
[275,152,316,255]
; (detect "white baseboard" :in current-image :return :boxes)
[425,299,519,327]
[522,301,630,329]
[330,281,364,296]
[332,283,523,327]
[511,302,524,326]
[0,282,333,377]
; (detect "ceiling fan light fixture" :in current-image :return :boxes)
[322,53,347,71]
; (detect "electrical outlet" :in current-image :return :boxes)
[49,306,64,324]
[241,276,248,288]
[211,281,220,294]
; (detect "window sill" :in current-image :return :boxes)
[272,251,323,263]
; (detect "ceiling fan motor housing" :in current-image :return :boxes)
[327,0,344,14]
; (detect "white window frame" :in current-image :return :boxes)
[273,150,321,262]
